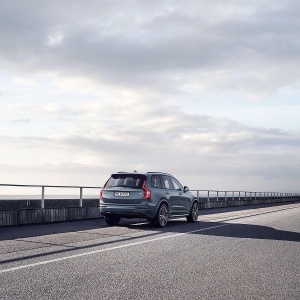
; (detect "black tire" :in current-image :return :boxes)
[153,203,169,227]
[104,215,121,226]
[186,201,198,222]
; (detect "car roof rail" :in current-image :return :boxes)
[147,172,172,175]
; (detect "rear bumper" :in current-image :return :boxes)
[100,202,157,219]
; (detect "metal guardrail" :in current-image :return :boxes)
[190,190,300,202]
[0,184,299,209]
[0,184,102,209]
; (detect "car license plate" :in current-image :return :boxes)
[115,192,130,197]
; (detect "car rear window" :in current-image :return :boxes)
[105,174,146,189]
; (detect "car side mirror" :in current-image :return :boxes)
[183,186,189,192]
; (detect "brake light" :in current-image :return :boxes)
[142,181,151,200]
[100,179,109,200]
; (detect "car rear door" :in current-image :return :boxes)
[161,175,177,215]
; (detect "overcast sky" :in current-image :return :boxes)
[1,0,300,193]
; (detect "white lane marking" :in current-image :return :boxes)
[0,223,229,274]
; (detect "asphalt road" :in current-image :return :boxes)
[0,203,300,300]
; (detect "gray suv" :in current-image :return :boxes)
[100,172,198,227]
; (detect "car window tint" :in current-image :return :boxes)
[162,176,173,190]
[106,174,146,189]
[170,177,183,191]
[151,175,162,188]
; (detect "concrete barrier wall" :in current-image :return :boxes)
[0,206,102,226]
[0,197,299,227]
[0,199,99,210]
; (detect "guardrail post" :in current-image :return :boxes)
[207,191,210,202]
[197,190,199,201]
[217,191,219,202]
[79,187,83,207]
[225,191,227,201]
[41,186,45,209]
[239,191,241,201]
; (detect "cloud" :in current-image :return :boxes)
[1,0,300,96]
[11,119,31,124]
[1,100,299,191]
[47,28,65,47]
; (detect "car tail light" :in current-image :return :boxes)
[100,179,109,200]
[142,181,151,200]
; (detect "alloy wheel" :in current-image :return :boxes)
[158,204,168,227]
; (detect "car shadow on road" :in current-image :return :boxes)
[0,219,107,241]
[199,222,300,242]
[1,218,299,266]
[176,220,300,242]
[125,218,300,243]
